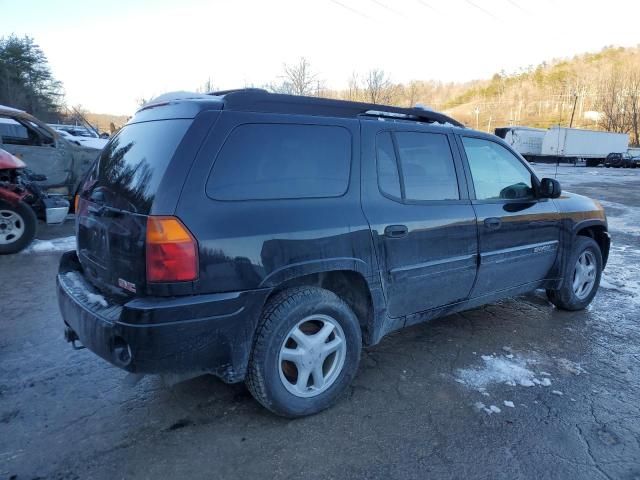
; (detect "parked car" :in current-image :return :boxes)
[53,128,108,150]
[57,90,610,417]
[604,152,636,168]
[0,105,101,200]
[0,148,69,254]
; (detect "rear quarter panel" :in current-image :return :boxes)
[174,111,379,295]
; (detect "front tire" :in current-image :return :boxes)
[547,236,602,311]
[0,200,37,254]
[246,287,362,417]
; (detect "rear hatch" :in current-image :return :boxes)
[76,119,192,296]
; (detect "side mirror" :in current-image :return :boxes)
[539,177,561,199]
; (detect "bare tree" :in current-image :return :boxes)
[405,81,421,107]
[363,69,396,104]
[627,70,640,145]
[345,72,361,101]
[196,77,216,93]
[596,69,628,133]
[269,57,320,96]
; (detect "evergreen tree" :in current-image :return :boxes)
[0,35,63,120]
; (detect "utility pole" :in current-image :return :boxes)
[569,93,578,128]
[474,106,480,129]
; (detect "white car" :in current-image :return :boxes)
[54,129,108,150]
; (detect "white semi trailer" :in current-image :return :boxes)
[494,126,546,156]
[495,126,629,166]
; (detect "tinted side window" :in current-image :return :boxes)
[462,137,534,200]
[395,132,459,201]
[376,132,401,198]
[207,124,351,200]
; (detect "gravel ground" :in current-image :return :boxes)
[1,165,639,480]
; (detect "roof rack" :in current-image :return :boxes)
[211,89,463,127]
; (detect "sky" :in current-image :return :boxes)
[2,0,640,115]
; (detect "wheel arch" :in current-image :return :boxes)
[574,220,610,266]
[261,263,381,346]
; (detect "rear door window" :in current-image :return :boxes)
[395,132,459,201]
[206,123,351,200]
[375,130,460,201]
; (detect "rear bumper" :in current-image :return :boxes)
[56,251,270,382]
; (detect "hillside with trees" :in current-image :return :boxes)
[270,46,640,146]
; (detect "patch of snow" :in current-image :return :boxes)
[503,401,515,408]
[63,271,108,308]
[551,390,564,396]
[556,358,586,376]
[475,402,502,414]
[456,354,545,390]
[20,236,76,254]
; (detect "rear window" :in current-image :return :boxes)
[206,123,351,200]
[94,119,191,212]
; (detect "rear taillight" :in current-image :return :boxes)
[74,194,79,213]
[146,216,198,282]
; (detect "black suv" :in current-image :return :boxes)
[604,152,637,168]
[57,90,610,417]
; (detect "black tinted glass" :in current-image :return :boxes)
[376,132,401,198]
[395,132,459,201]
[207,124,351,200]
[94,119,191,213]
[462,137,534,200]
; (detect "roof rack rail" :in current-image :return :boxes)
[209,88,269,97]
[216,89,463,127]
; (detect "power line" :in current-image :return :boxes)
[328,0,372,20]
[464,0,501,21]
[415,0,442,15]
[505,0,528,13]
[369,0,406,18]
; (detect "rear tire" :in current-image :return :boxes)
[246,287,362,417]
[0,200,37,254]
[546,236,602,311]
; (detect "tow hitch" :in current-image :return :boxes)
[64,326,85,350]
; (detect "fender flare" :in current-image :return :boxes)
[572,219,610,266]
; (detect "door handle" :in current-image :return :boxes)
[384,225,408,238]
[484,217,502,230]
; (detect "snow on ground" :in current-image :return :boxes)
[455,353,552,390]
[598,200,640,236]
[532,163,640,186]
[20,236,76,254]
[600,244,640,305]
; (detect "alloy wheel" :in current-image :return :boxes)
[278,314,347,398]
